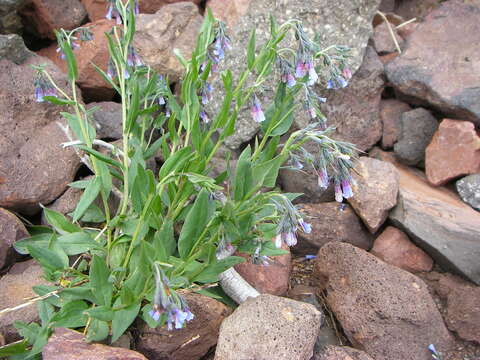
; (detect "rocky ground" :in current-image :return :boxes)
[0,0,479,359]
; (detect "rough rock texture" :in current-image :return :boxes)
[38,19,115,101]
[371,148,480,285]
[295,202,373,255]
[394,0,443,20]
[379,99,411,149]
[207,0,251,27]
[386,0,480,125]
[133,2,203,80]
[207,0,381,149]
[371,226,433,272]
[0,207,28,269]
[313,242,454,360]
[215,294,322,360]
[0,56,81,215]
[81,0,200,22]
[43,328,148,360]
[372,21,404,54]
[0,260,47,342]
[136,293,231,360]
[0,34,32,64]
[347,157,399,233]
[41,186,82,224]
[315,346,374,360]
[19,0,87,39]
[86,101,123,140]
[234,242,291,296]
[0,0,26,33]
[393,108,438,167]
[456,174,480,210]
[421,272,480,344]
[425,119,480,186]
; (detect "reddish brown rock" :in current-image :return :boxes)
[0,56,81,215]
[136,293,231,360]
[386,1,480,125]
[139,0,201,14]
[43,328,147,360]
[0,260,47,342]
[207,0,251,27]
[19,0,87,39]
[0,207,28,269]
[348,157,399,233]
[234,241,291,296]
[133,2,203,80]
[315,346,374,360]
[38,19,115,101]
[395,0,443,20]
[379,52,398,65]
[425,119,480,186]
[373,21,404,54]
[295,202,373,255]
[421,272,480,344]
[371,226,433,272]
[370,148,480,285]
[379,99,411,149]
[396,21,418,40]
[314,242,455,360]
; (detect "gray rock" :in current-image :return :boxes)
[86,102,123,140]
[214,294,322,360]
[0,34,32,64]
[393,108,438,167]
[456,174,480,211]
[207,0,381,149]
[0,0,26,34]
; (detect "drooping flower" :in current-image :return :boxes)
[127,45,143,67]
[34,73,56,102]
[106,0,122,24]
[295,60,308,78]
[334,179,343,203]
[107,57,116,79]
[200,82,213,105]
[282,72,296,87]
[78,28,93,41]
[317,167,329,189]
[275,232,297,247]
[341,179,353,199]
[298,218,312,234]
[199,109,210,124]
[327,75,348,90]
[252,246,271,266]
[306,61,318,85]
[250,95,265,123]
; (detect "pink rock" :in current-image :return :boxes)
[371,226,433,272]
[380,99,411,149]
[373,21,404,54]
[426,119,480,186]
[206,0,251,27]
[0,208,28,270]
[315,346,374,360]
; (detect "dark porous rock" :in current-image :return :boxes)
[386,0,480,125]
[42,328,148,360]
[295,202,373,256]
[425,119,480,186]
[0,207,28,270]
[0,0,26,34]
[371,226,433,273]
[313,242,454,360]
[136,293,231,360]
[0,56,81,215]
[19,0,87,39]
[206,0,381,150]
[0,260,47,342]
[379,99,411,149]
[371,148,480,285]
[347,157,399,233]
[215,294,322,360]
[393,108,438,167]
[314,345,374,360]
[421,272,480,345]
[318,46,384,152]
[456,174,480,210]
[86,102,123,140]
[0,34,32,64]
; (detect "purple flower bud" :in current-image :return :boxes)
[295,61,308,78]
[342,67,352,80]
[334,180,343,203]
[251,96,265,123]
[317,168,329,189]
[341,179,353,199]
[149,307,162,322]
[34,86,45,102]
[158,96,165,105]
[305,254,316,260]
[200,110,210,124]
[107,58,116,79]
[106,4,113,20]
[284,232,297,247]
[124,68,130,79]
[298,218,312,234]
[292,157,303,170]
[201,83,213,105]
[306,62,318,85]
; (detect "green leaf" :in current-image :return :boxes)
[51,300,89,328]
[233,155,253,201]
[0,340,28,357]
[193,256,245,283]
[158,147,193,180]
[196,286,236,308]
[86,319,110,342]
[173,48,188,68]
[43,96,75,106]
[79,204,106,223]
[27,244,67,271]
[72,176,102,222]
[37,300,54,327]
[42,207,80,234]
[77,145,124,170]
[247,28,256,70]
[14,233,53,255]
[153,219,175,261]
[84,306,115,321]
[178,189,211,258]
[90,255,113,306]
[111,300,141,343]
[57,232,102,255]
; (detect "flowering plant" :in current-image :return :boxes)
[0,0,356,357]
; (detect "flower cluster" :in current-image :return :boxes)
[55,28,93,60]
[34,72,56,102]
[204,21,231,73]
[106,0,139,24]
[149,265,194,330]
[272,196,312,248]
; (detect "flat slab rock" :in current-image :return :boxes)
[215,294,322,360]
[43,328,147,360]
[386,0,480,125]
[314,242,454,360]
[371,148,480,285]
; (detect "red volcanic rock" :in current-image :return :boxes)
[425,119,480,186]
[379,99,411,149]
[206,0,251,27]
